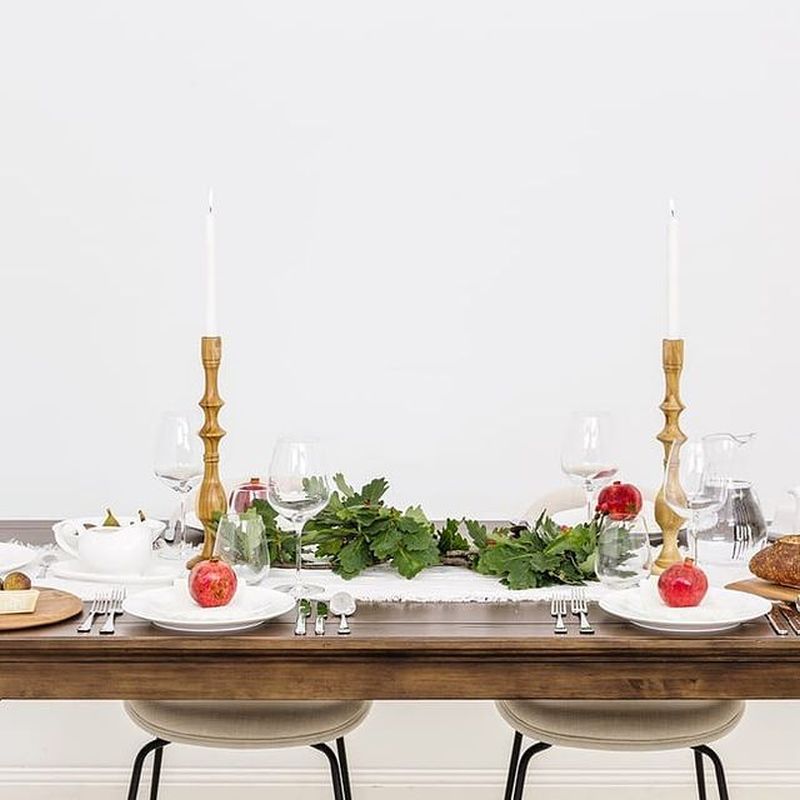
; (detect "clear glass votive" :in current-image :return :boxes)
[595,516,652,589]
[213,512,270,585]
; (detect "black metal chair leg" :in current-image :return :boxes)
[127,738,168,800]
[311,742,345,800]
[693,748,708,800]
[503,731,523,800]
[693,745,730,800]
[336,737,353,800]
[511,741,552,800]
[149,741,166,800]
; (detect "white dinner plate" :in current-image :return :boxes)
[123,583,296,633]
[50,557,185,586]
[0,541,37,574]
[600,578,771,634]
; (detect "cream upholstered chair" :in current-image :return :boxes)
[499,487,741,800]
[123,700,371,800]
[496,700,742,800]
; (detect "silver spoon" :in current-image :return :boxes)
[330,592,356,635]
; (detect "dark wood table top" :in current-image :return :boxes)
[1,521,798,701]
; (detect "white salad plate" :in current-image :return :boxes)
[600,579,771,634]
[50,558,185,586]
[123,583,296,633]
[0,541,37,574]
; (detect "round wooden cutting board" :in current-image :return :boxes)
[0,588,83,631]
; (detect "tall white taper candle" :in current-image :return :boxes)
[667,198,680,339]
[205,189,218,336]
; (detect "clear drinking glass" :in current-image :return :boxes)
[595,517,652,589]
[663,439,728,564]
[214,512,270,584]
[153,412,203,559]
[561,412,619,520]
[267,439,331,598]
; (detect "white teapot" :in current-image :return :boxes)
[55,520,154,576]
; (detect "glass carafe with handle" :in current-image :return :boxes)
[700,433,767,565]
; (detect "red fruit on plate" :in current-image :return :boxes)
[230,477,268,513]
[596,481,643,521]
[189,557,238,608]
[657,558,709,608]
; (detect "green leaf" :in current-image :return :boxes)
[392,538,440,579]
[371,528,403,560]
[337,537,373,579]
[333,473,356,498]
[438,519,470,553]
[464,519,489,549]
[359,477,390,506]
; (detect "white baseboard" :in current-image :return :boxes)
[0,767,798,799]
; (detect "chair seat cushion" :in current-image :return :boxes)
[495,700,745,751]
[124,700,372,749]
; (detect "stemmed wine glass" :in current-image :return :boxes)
[153,412,203,559]
[267,439,331,598]
[663,439,728,563]
[561,413,619,520]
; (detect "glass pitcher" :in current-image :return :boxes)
[698,433,767,565]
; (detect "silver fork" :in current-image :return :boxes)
[730,500,750,562]
[77,593,108,634]
[571,587,595,635]
[550,594,567,635]
[99,588,126,635]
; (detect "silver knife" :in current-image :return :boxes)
[294,599,311,636]
[314,601,328,636]
[766,608,790,636]
[778,603,800,635]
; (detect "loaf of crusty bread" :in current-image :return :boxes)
[749,535,800,588]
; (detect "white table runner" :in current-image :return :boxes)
[15,540,750,603]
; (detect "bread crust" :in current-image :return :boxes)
[749,535,800,588]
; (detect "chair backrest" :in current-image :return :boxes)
[521,485,657,528]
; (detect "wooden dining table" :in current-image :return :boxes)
[2,521,799,702]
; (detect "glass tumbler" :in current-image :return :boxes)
[595,517,652,589]
[214,512,270,584]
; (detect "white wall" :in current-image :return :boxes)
[1,2,799,797]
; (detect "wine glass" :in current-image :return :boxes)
[214,512,270,584]
[663,439,728,564]
[153,412,203,559]
[560,413,618,520]
[267,439,331,598]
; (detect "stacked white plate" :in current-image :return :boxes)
[0,542,36,574]
[600,578,771,634]
[49,558,185,586]
[123,582,296,633]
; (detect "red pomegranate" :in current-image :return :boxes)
[189,557,238,608]
[657,558,708,608]
[596,481,643,521]
[230,477,268,513]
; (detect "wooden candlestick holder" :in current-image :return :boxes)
[190,336,228,567]
[652,338,688,574]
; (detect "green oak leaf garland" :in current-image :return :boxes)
[249,473,630,589]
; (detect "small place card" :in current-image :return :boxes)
[0,589,40,615]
